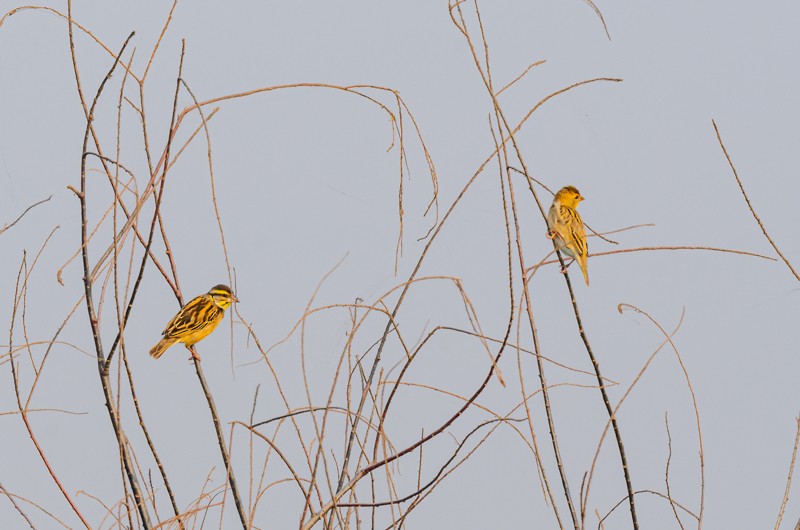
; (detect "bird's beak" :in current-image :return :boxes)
[232,294,240,303]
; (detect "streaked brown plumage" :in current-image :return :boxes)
[546,186,590,286]
[149,284,238,361]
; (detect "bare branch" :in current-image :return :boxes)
[712,119,800,282]
[0,196,52,236]
[775,416,800,530]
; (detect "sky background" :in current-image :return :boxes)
[1,1,799,529]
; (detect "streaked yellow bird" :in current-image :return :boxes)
[149,284,238,361]
[546,186,590,286]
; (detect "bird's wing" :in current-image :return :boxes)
[162,295,222,339]
[560,205,588,256]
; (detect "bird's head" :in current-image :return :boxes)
[208,284,239,309]
[555,186,584,208]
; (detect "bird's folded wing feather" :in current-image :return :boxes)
[162,296,221,338]
[560,205,588,255]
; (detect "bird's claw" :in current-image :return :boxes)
[546,230,556,240]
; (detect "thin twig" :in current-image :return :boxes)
[579,0,611,40]
[0,195,52,236]
[0,482,36,529]
[495,60,546,97]
[712,119,800,282]
[775,416,800,530]
[598,489,699,528]
[252,406,352,428]
[664,414,686,530]
[338,418,527,508]
[1,483,72,528]
[528,245,775,277]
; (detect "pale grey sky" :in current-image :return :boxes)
[1,2,799,529]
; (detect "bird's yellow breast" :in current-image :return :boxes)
[181,310,225,347]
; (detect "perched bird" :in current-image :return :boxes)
[149,284,239,361]
[546,186,590,286]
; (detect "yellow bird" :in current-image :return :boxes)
[149,284,238,361]
[546,186,590,286]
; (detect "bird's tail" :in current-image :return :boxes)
[578,256,590,286]
[149,337,176,359]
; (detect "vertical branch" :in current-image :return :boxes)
[108,46,185,529]
[448,2,637,526]
[160,46,248,528]
[664,414,686,530]
[121,343,186,529]
[453,1,582,526]
[564,273,639,530]
[74,30,152,529]
[775,416,800,530]
[490,115,567,527]
[189,346,249,529]
[505,156,576,529]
